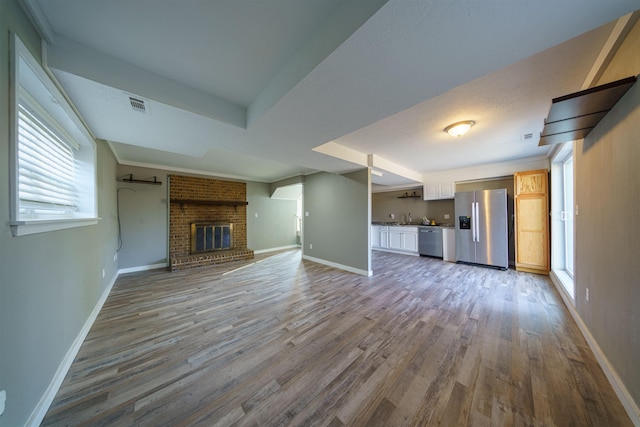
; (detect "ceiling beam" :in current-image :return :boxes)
[582,11,640,89]
[45,35,246,129]
[247,0,390,128]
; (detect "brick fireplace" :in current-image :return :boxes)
[169,175,254,271]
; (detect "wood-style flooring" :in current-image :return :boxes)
[42,249,631,426]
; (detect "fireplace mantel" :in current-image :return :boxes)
[170,199,248,211]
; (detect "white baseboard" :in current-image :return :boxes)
[372,248,419,257]
[26,271,119,427]
[118,262,168,275]
[302,254,372,277]
[549,271,640,426]
[253,245,300,255]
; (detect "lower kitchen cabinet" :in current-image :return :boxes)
[373,225,454,259]
[372,226,417,254]
[389,230,402,250]
[403,230,418,252]
[380,227,389,248]
[371,226,389,249]
[389,227,418,253]
[387,227,417,252]
[371,225,381,248]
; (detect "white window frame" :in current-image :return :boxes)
[562,155,574,278]
[9,34,98,236]
[550,141,575,301]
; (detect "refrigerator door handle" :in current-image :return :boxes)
[475,202,480,243]
[471,202,476,242]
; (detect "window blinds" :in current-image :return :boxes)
[17,105,77,213]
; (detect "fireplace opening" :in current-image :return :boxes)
[191,223,233,253]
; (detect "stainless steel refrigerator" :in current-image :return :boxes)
[455,188,508,269]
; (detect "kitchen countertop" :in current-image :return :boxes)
[372,222,454,228]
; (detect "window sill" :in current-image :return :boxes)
[551,269,575,301]
[9,217,100,237]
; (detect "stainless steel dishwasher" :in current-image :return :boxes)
[418,227,443,257]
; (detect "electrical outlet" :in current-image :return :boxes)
[0,390,6,416]
[444,214,450,220]
[586,288,590,301]
[309,244,313,249]
[113,253,117,262]
[305,212,309,217]
[254,212,258,218]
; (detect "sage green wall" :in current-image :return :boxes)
[0,4,119,425]
[246,182,298,251]
[116,165,169,269]
[303,169,371,274]
[115,165,299,270]
[372,187,455,225]
[575,19,640,409]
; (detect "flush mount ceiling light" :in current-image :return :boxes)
[444,120,475,137]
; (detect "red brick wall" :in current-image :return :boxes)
[169,175,248,259]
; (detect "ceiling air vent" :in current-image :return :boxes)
[521,132,534,141]
[129,96,147,113]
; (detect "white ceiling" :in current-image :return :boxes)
[21,0,640,188]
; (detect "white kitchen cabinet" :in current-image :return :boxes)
[387,226,418,254]
[371,225,380,248]
[423,182,455,200]
[371,226,389,249]
[372,226,417,254]
[440,183,455,199]
[389,229,403,250]
[403,230,418,252]
[380,226,389,248]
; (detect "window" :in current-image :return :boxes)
[9,34,97,236]
[550,142,574,299]
[562,155,574,277]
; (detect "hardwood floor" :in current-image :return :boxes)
[42,250,631,426]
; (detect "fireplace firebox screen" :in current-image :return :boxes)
[191,223,233,253]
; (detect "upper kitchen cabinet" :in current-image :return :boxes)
[515,170,547,195]
[514,169,550,274]
[423,182,455,200]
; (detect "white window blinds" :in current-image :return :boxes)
[17,105,77,214]
[10,33,97,236]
